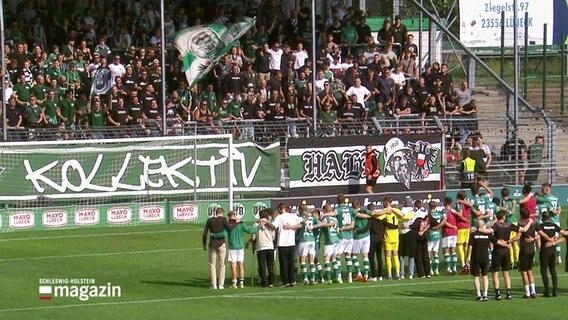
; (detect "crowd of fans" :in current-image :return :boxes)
[0,0,484,141]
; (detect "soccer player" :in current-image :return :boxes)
[415,201,441,278]
[536,183,562,264]
[491,210,532,300]
[426,200,447,276]
[319,204,340,284]
[382,196,406,279]
[227,211,262,288]
[335,194,358,283]
[296,209,320,285]
[501,188,520,268]
[537,211,568,297]
[467,219,509,301]
[453,191,472,274]
[352,201,372,281]
[442,197,459,275]
[516,208,539,298]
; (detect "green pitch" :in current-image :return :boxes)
[0,218,567,320]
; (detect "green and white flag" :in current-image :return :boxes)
[174,18,255,88]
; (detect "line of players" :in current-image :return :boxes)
[273,181,566,298]
[223,181,566,298]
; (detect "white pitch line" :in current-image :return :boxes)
[0,228,201,242]
[226,295,427,300]
[0,248,202,262]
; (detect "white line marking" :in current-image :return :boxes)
[226,295,427,300]
[1,276,548,313]
[0,228,201,243]
[0,248,202,262]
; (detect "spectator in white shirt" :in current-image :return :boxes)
[108,55,126,85]
[292,43,309,70]
[345,77,372,105]
[389,64,406,92]
[267,42,284,73]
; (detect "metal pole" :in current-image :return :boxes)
[542,24,547,112]
[561,36,566,116]
[513,0,519,185]
[160,0,167,135]
[311,0,317,135]
[523,11,528,98]
[418,0,423,71]
[500,10,505,80]
[1,0,6,141]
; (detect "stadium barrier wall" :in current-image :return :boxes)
[287,133,444,196]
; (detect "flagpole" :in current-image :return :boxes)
[160,0,167,135]
[311,0,317,136]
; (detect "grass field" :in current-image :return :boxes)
[1,218,567,320]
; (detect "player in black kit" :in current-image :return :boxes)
[491,210,532,300]
[537,211,568,297]
[466,219,509,301]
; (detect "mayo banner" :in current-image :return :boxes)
[459,0,554,47]
[0,199,271,233]
[287,134,442,196]
[0,140,280,201]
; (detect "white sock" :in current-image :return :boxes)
[477,289,481,297]
[525,285,530,296]
[530,283,536,294]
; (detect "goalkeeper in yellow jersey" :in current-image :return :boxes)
[379,196,406,280]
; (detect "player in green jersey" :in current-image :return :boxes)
[319,204,340,284]
[428,200,447,275]
[352,201,372,281]
[536,183,562,264]
[227,211,262,288]
[297,209,321,285]
[333,194,357,283]
[500,188,520,267]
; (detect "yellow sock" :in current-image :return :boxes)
[513,243,520,263]
[510,244,515,264]
[457,245,465,267]
[393,255,400,276]
[386,256,392,277]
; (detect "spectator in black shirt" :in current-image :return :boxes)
[356,18,372,44]
[467,219,508,301]
[202,207,236,290]
[223,64,244,98]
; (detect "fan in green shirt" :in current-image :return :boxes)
[58,91,76,127]
[43,91,59,127]
[13,75,31,104]
[341,20,359,45]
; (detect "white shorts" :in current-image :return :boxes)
[442,236,457,249]
[352,236,370,254]
[324,244,338,257]
[428,240,441,253]
[228,249,244,262]
[298,241,316,257]
[337,238,353,255]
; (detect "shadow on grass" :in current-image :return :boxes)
[141,278,211,288]
[395,287,474,300]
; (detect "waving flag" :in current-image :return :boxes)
[174,17,255,88]
[90,68,113,95]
